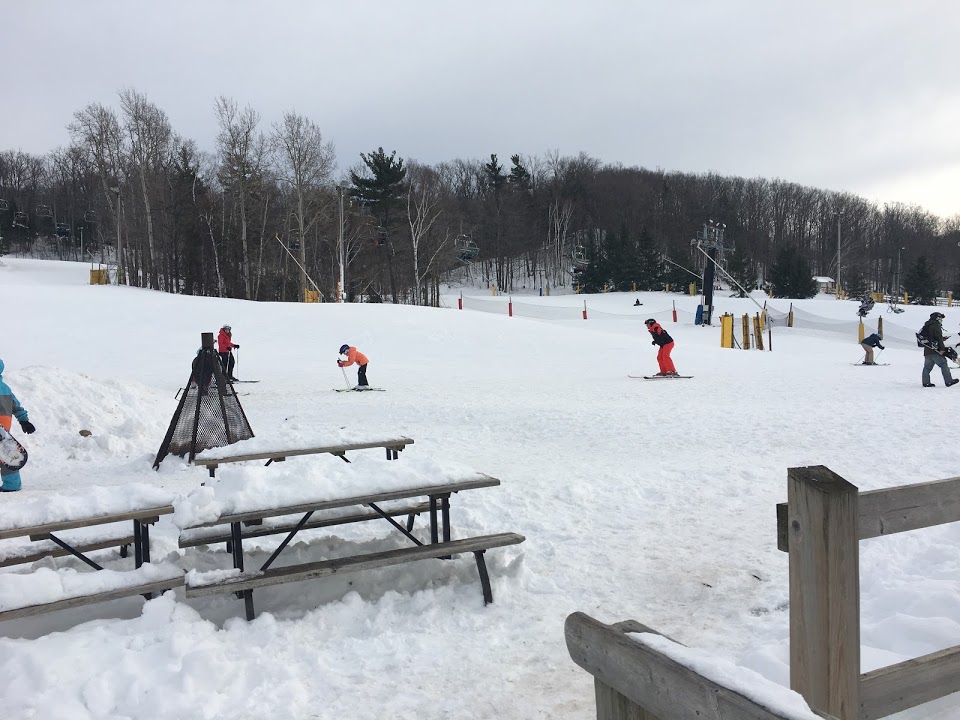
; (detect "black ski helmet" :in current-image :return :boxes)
[644,318,656,326]
[931,312,945,320]
[339,344,350,354]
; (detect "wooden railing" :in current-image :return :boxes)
[565,612,836,720]
[777,466,960,719]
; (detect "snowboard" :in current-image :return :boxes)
[335,387,386,392]
[628,375,693,380]
[0,425,28,471]
[852,363,890,366]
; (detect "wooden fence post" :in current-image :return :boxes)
[787,466,860,719]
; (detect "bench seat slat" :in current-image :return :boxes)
[0,533,136,568]
[186,532,525,597]
[194,437,415,467]
[185,476,500,529]
[0,574,185,622]
[178,502,432,548]
[0,506,174,541]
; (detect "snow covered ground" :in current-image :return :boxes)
[2,258,960,719]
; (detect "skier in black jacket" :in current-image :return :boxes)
[920,313,958,387]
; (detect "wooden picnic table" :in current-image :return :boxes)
[193,436,415,477]
[181,474,524,620]
[0,504,183,621]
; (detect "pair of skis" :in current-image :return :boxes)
[628,374,693,380]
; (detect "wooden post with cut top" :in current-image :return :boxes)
[787,465,860,719]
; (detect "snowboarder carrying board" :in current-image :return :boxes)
[0,358,35,492]
[217,324,240,381]
[338,344,370,388]
[860,332,884,365]
[645,319,679,377]
[918,312,959,388]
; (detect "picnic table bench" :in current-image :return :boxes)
[0,504,184,622]
[180,474,524,620]
[194,436,415,477]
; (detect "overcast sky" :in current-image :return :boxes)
[2,0,959,218]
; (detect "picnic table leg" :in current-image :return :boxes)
[229,522,256,619]
[473,551,493,605]
[429,496,439,544]
[439,493,452,559]
[136,520,155,600]
[133,521,143,568]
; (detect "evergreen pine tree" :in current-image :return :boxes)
[636,227,663,290]
[903,255,939,305]
[769,246,818,298]
[507,154,531,192]
[724,244,756,297]
[349,147,407,215]
[844,268,869,300]
[576,239,608,293]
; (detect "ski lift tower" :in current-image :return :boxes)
[692,220,728,326]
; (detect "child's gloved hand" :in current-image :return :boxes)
[20,420,36,434]
[337,361,343,367]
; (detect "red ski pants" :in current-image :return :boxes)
[657,342,676,374]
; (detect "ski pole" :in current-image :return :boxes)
[339,358,352,389]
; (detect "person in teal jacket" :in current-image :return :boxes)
[0,359,35,492]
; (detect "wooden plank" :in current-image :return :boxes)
[859,645,960,719]
[787,466,860,720]
[857,476,960,540]
[0,575,184,622]
[595,679,656,720]
[565,612,830,720]
[186,532,524,597]
[777,476,960,551]
[178,502,432,548]
[184,476,500,529]
[193,437,415,467]
[0,534,135,568]
[0,506,174,541]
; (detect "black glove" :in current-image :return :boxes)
[651,340,656,345]
[337,360,344,367]
[19,420,36,434]
[233,344,240,348]
[878,344,884,350]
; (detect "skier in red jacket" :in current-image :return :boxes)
[645,319,678,377]
[217,325,240,381]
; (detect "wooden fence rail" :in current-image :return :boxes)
[565,612,836,720]
[779,466,960,719]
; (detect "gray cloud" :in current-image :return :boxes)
[3,0,958,216]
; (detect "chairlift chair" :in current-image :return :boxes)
[454,234,479,262]
[35,204,53,219]
[12,211,29,228]
[0,199,9,213]
[83,210,97,224]
[374,226,388,246]
[55,223,71,238]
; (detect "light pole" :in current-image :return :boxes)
[336,185,347,303]
[897,246,905,295]
[835,210,845,297]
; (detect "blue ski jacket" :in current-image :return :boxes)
[0,359,29,432]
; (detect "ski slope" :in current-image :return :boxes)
[1,258,959,719]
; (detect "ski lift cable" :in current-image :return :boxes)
[272,232,325,299]
[663,256,703,281]
[693,242,767,317]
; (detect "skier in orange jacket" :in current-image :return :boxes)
[338,344,369,387]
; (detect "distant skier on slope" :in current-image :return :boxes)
[217,324,240,381]
[645,319,679,377]
[0,358,36,492]
[860,332,884,365]
[918,312,958,388]
[338,344,370,388]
